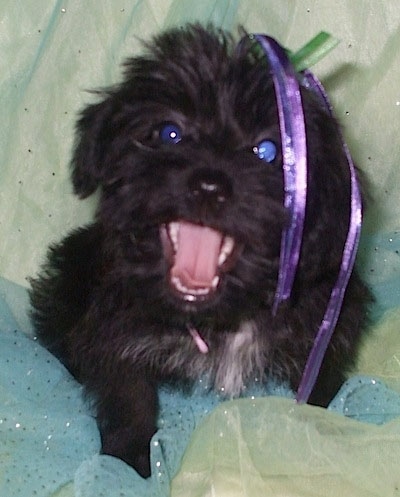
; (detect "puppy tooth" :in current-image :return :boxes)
[218,236,235,266]
[168,222,179,250]
[224,236,235,254]
[171,275,214,296]
[218,251,227,266]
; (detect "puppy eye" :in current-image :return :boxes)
[253,139,277,163]
[159,122,182,144]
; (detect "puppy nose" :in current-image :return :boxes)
[187,169,232,214]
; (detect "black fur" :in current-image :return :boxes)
[29,25,370,477]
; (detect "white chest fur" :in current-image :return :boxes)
[214,320,264,396]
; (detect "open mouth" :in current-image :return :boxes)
[160,221,237,302]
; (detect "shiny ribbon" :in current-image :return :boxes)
[295,71,362,403]
[289,31,340,72]
[246,34,362,403]
[252,34,307,315]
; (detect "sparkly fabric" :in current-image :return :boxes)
[0,278,292,496]
[1,277,400,497]
[1,1,400,496]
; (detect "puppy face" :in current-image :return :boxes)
[71,26,351,327]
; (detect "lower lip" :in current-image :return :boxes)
[172,286,217,303]
[167,278,221,307]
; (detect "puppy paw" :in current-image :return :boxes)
[113,448,151,478]
[126,451,152,479]
[101,429,153,478]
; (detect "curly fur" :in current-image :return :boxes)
[29,24,370,477]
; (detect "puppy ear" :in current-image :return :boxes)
[71,96,116,198]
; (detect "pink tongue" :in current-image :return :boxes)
[171,222,223,290]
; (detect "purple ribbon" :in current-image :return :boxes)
[246,35,362,403]
[295,71,362,403]
[252,35,307,314]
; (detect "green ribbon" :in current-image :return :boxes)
[249,31,339,73]
[289,31,339,72]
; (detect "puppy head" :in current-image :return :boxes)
[71,25,352,324]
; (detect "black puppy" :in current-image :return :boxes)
[30,25,370,477]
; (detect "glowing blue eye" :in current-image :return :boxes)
[159,123,182,144]
[253,139,277,163]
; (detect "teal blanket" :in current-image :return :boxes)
[1,277,400,497]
